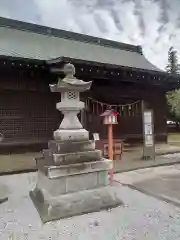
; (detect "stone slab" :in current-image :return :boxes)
[45,159,112,178]
[42,150,102,165]
[66,172,98,192]
[52,150,102,165]
[130,173,180,208]
[29,183,123,223]
[48,140,95,153]
[37,171,67,196]
[66,171,107,193]
[38,172,98,195]
[37,171,105,195]
[37,167,109,196]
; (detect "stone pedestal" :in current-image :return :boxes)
[30,63,122,222]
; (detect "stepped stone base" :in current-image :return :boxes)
[30,184,123,223]
[30,158,123,222]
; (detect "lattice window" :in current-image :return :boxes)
[0,90,62,144]
[67,92,77,100]
[0,118,24,140]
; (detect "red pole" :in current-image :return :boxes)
[108,124,114,182]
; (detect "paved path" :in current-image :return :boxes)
[115,160,180,207]
[0,172,180,239]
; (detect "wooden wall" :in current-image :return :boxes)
[0,64,167,153]
[0,66,62,152]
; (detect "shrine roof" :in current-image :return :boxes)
[0,17,163,73]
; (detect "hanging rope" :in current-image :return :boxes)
[85,97,141,116]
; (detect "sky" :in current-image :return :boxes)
[0,0,180,70]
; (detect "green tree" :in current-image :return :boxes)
[165,46,180,74]
[166,47,180,127]
[166,90,180,122]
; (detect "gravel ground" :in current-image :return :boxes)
[0,173,180,239]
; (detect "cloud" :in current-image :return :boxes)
[1,0,180,70]
[0,0,40,22]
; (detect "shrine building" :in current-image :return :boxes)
[0,17,179,153]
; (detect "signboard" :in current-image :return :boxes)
[93,133,100,141]
[143,111,153,147]
[145,124,152,135]
[142,110,155,160]
[144,111,152,123]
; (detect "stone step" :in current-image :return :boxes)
[44,159,112,178]
[36,161,110,197]
[48,140,95,153]
[43,149,102,165]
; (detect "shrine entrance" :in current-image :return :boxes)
[83,95,143,160]
[85,96,143,141]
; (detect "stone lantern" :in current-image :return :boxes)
[30,63,122,222]
[49,63,91,141]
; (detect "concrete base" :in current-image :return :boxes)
[30,184,123,223]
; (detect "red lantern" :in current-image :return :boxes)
[100,109,118,125]
[100,109,118,183]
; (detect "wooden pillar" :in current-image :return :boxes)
[108,124,113,160]
[108,124,114,182]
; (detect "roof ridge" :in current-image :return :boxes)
[0,17,142,54]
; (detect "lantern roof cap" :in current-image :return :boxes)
[100,109,118,117]
[49,63,92,92]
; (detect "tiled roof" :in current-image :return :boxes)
[0,17,162,72]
